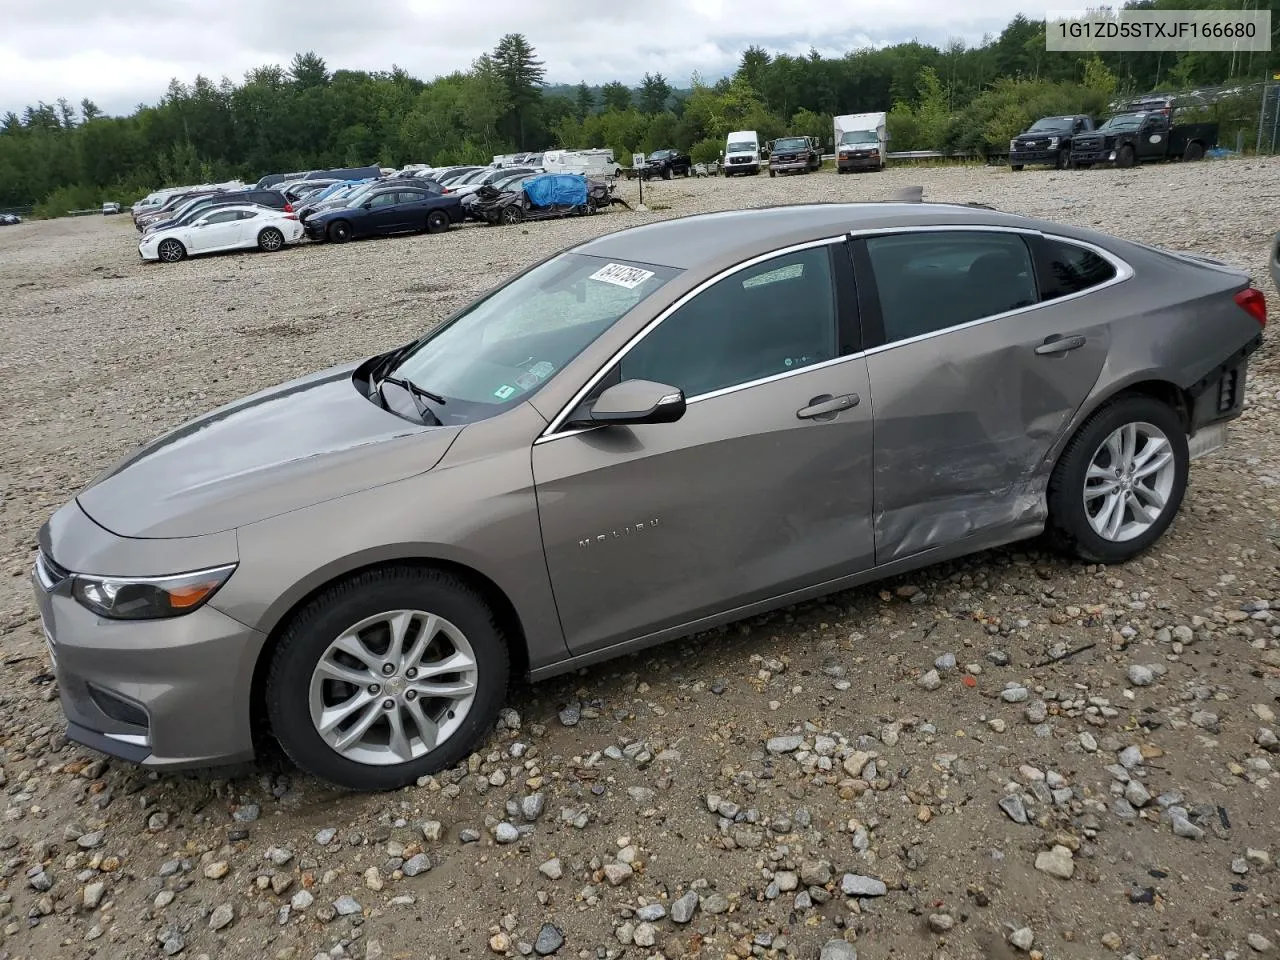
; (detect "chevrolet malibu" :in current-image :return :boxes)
[33,199,1267,790]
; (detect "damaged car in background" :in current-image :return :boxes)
[32,189,1266,792]
[472,172,628,225]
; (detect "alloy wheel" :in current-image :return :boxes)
[158,239,184,263]
[1082,421,1176,542]
[308,609,478,766]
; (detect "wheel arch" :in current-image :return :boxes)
[1046,375,1191,470]
[247,555,531,746]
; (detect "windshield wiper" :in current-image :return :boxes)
[377,375,445,425]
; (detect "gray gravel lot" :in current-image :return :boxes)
[0,159,1279,960]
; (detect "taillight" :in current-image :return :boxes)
[442,188,452,194]
[284,202,294,212]
[1235,287,1267,328]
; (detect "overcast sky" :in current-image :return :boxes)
[2,0,1035,118]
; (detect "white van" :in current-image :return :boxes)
[723,131,761,176]
[541,149,622,178]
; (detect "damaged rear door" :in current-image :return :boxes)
[851,226,1113,563]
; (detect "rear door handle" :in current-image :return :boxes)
[1035,334,1087,355]
[797,393,859,420]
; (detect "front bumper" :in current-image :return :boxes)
[32,504,264,770]
[837,153,881,170]
[304,222,328,241]
[1069,143,1110,164]
[1009,149,1056,165]
[725,160,759,174]
[770,158,813,172]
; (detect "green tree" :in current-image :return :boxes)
[639,72,672,113]
[491,33,546,148]
[575,82,594,120]
[289,51,330,89]
[600,81,632,112]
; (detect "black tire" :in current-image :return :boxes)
[1045,394,1188,564]
[1184,141,1205,162]
[662,167,673,180]
[425,210,449,234]
[328,220,352,243]
[1116,144,1135,169]
[1010,164,1024,172]
[157,238,186,263]
[500,205,524,225]
[769,169,776,178]
[1056,149,1070,170]
[257,227,285,252]
[265,566,511,792]
[1076,161,1094,170]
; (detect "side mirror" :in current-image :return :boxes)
[587,379,686,426]
[362,200,373,209]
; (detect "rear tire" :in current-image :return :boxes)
[1045,395,1188,564]
[257,227,285,252]
[265,566,510,792]
[1184,141,1205,162]
[1010,164,1024,172]
[425,210,449,234]
[328,221,352,243]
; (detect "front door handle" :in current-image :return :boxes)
[797,393,859,420]
[1035,334,1087,355]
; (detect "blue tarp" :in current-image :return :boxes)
[522,173,588,208]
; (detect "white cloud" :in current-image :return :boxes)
[0,0,1032,116]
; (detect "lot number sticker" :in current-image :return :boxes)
[590,263,655,289]
[493,384,517,400]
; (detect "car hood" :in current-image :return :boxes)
[76,362,462,539]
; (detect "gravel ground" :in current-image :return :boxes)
[1,160,1280,960]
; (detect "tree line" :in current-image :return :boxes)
[2,0,1277,215]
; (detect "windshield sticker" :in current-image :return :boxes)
[515,373,540,391]
[529,360,555,379]
[493,384,517,400]
[590,263,656,289]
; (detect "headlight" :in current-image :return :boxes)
[1010,139,1017,151]
[1047,136,1059,148]
[72,564,237,620]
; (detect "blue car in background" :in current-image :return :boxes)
[303,182,464,243]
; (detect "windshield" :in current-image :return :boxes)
[1028,117,1073,133]
[387,253,681,422]
[1099,114,1144,132]
[649,150,673,160]
[839,130,878,145]
[726,140,756,153]
[773,137,808,152]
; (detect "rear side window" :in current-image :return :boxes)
[863,231,1038,345]
[1037,237,1117,300]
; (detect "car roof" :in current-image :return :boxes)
[571,201,1089,271]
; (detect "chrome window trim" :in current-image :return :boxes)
[534,225,1133,445]
[535,235,850,444]
[855,225,1133,357]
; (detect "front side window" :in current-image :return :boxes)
[864,231,1038,344]
[618,245,837,399]
[368,193,398,208]
[390,254,680,420]
[202,210,240,225]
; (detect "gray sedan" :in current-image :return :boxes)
[32,198,1268,790]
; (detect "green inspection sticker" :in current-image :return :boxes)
[493,384,517,400]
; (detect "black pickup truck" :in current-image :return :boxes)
[1009,115,1094,170]
[641,149,692,180]
[1069,110,1218,168]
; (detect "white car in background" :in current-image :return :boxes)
[139,205,303,264]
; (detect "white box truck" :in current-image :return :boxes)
[722,130,761,176]
[834,113,888,172]
[541,149,623,178]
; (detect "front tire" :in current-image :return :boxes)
[1046,395,1188,564]
[1116,144,1136,168]
[328,221,352,243]
[157,238,186,263]
[266,566,510,792]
